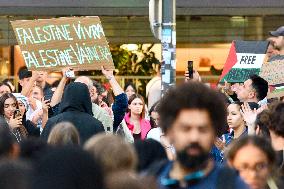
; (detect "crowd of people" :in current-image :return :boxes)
[0,26,283,189]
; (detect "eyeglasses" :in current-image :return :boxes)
[236,162,268,174]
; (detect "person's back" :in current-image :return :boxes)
[32,146,104,189]
[41,82,104,144]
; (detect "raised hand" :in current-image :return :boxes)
[9,116,22,129]
[41,97,50,113]
[101,66,114,80]
[240,102,257,126]
[215,137,226,151]
[184,70,201,82]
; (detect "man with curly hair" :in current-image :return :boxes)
[147,82,248,189]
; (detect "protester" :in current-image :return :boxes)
[124,82,137,100]
[0,82,12,97]
[0,93,28,142]
[0,124,19,159]
[47,122,80,146]
[34,71,53,100]
[269,26,284,55]
[19,138,49,162]
[134,139,168,172]
[124,94,151,140]
[266,37,280,60]
[84,134,137,174]
[100,66,128,132]
[146,101,175,160]
[145,82,248,188]
[51,67,127,133]
[227,136,280,189]
[32,146,104,189]
[27,85,49,131]
[148,101,160,129]
[146,63,161,110]
[255,110,271,138]
[235,74,268,104]
[41,82,104,144]
[19,70,53,100]
[267,102,284,169]
[3,79,15,93]
[147,102,162,141]
[12,93,41,137]
[18,68,32,94]
[0,160,33,189]
[213,102,248,162]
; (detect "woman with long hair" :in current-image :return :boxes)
[0,93,28,142]
[213,102,248,162]
[124,94,151,140]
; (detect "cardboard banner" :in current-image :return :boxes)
[11,16,114,71]
[219,41,268,83]
[259,55,284,86]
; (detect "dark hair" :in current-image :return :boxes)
[158,82,226,136]
[0,123,14,157]
[128,94,146,119]
[226,136,276,167]
[134,139,167,172]
[229,101,258,110]
[255,110,271,138]
[19,138,49,162]
[0,160,32,189]
[0,82,12,93]
[268,102,284,137]
[33,146,104,189]
[124,82,137,93]
[149,101,160,128]
[18,68,32,80]
[92,80,104,95]
[250,75,268,101]
[0,93,18,116]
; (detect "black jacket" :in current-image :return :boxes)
[41,82,104,144]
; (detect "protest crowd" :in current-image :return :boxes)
[0,23,284,189]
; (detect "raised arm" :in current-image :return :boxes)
[21,71,39,97]
[101,66,123,96]
[50,68,70,107]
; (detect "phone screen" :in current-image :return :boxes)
[13,109,21,118]
[187,61,193,79]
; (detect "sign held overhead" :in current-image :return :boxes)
[11,16,114,71]
[219,40,269,83]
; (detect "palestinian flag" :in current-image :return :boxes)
[220,41,269,83]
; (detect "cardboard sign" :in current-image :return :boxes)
[259,55,284,85]
[219,41,268,83]
[11,16,114,71]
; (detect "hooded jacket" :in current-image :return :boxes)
[41,82,104,144]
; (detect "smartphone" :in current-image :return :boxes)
[187,61,193,79]
[65,70,75,78]
[13,109,21,119]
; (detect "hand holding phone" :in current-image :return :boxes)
[13,109,21,119]
[187,61,193,79]
[65,70,75,78]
